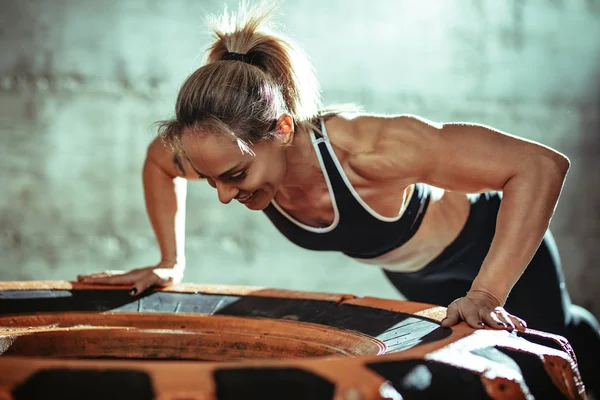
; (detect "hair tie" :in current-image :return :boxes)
[223,52,247,62]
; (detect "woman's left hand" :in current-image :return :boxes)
[440,290,527,331]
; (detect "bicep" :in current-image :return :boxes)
[420,121,526,192]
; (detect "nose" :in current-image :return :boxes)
[215,181,238,204]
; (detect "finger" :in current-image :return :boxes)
[482,311,508,330]
[457,303,486,329]
[440,305,461,327]
[78,271,126,280]
[464,312,486,329]
[79,273,139,285]
[508,315,527,331]
[493,308,516,331]
[129,274,162,297]
[78,273,111,281]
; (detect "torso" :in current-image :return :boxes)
[273,114,472,272]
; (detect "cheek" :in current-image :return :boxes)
[248,149,287,190]
[263,155,286,186]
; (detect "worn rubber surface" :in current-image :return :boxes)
[0,281,587,399]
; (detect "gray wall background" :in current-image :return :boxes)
[1,0,599,318]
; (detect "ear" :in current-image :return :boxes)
[274,113,294,145]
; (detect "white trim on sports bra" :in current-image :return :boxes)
[270,118,414,233]
[318,119,413,222]
[270,127,341,233]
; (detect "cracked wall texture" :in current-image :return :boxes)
[1,0,599,318]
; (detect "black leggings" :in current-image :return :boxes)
[384,192,600,392]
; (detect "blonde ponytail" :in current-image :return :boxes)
[159,3,322,154]
[207,4,321,121]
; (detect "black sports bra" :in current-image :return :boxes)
[262,119,431,259]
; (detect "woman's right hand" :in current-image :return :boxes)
[77,260,184,296]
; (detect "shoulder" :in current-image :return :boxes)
[146,136,202,181]
[324,112,442,151]
[325,113,443,182]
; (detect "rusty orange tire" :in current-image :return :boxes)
[0,281,587,399]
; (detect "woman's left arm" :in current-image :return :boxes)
[351,115,570,330]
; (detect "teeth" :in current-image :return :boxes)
[238,192,254,202]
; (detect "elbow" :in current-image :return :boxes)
[531,151,570,188]
[557,153,571,176]
[546,151,570,179]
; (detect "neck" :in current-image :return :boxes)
[279,123,322,195]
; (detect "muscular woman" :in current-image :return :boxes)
[77,5,600,390]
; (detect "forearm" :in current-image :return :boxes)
[470,155,569,303]
[143,158,188,267]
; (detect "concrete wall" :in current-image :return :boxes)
[1,0,599,317]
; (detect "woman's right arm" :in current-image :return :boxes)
[78,137,199,295]
[143,138,188,270]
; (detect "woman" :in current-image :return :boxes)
[78,5,599,389]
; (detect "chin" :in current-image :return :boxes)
[246,189,272,211]
[246,203,266,211]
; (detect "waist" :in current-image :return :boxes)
[358,191,495,272]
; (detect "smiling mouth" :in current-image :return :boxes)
[236,191,257,204]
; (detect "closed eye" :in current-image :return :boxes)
[228,170,247,181]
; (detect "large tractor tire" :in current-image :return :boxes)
[0,281,586,399]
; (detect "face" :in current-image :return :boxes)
[181,130,289,211]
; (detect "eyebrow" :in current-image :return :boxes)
[217,162,244,178]
[183,153,243,179]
